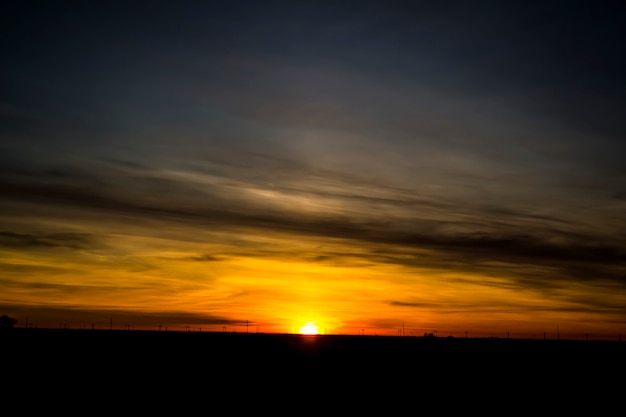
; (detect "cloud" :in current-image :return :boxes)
[1,159,625,292]
[0,231,94,249]
[0,303,240,328]
[390,300,626,317]
[188,254,219,262]
[1,1,625,336]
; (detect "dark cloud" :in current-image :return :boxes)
[0,278,150,294]
[0,230,94,249]
[0,303,241,328]
[0,262,71,275]
[188,254,219,262]
[390,300,626,321]
[1,0,625,334]
[2,161,625,290]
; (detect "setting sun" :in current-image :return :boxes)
[299,321,319,335]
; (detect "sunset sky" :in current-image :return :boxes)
[2,1,625,339]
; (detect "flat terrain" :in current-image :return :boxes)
[4,328,624,371]
[3,328,624,406]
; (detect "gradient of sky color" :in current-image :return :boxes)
[1,0,625,339]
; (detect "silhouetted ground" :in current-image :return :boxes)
[2,328,623,410]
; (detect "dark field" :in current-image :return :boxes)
[3,328,624,408]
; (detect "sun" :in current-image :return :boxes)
[299,321,318,335]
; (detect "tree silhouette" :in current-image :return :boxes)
[0,315,18,328]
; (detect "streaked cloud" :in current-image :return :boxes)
[1,0,624,339]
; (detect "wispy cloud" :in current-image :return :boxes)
[1,0,625,336]
[0,231,94,249]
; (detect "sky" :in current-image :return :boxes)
[1,0,625,339]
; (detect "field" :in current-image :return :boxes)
[3,328,624,409]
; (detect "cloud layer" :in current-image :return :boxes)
[1,1,625,338]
